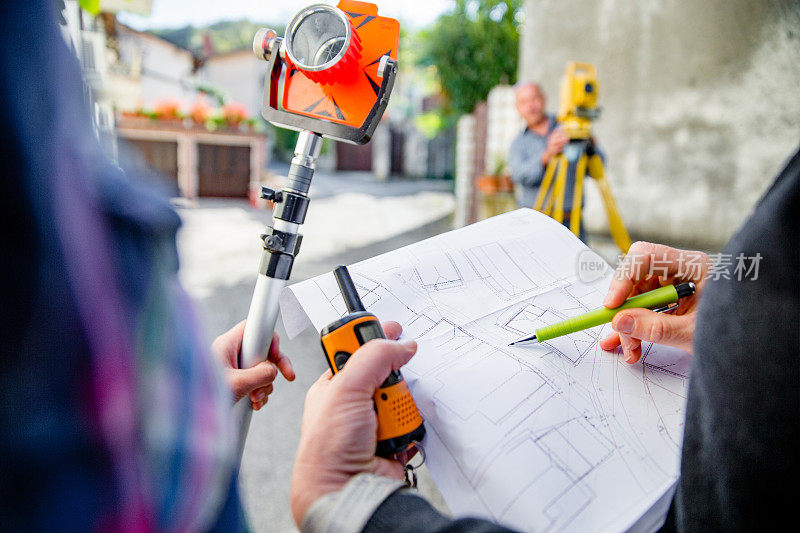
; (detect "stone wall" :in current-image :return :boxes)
[486,85,524,175]
[519,0,800,247]
[455,114,478,227]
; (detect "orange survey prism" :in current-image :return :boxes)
[253,1,399,144]
[320,266,425,458]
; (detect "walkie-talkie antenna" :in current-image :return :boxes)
[334,265,365,313]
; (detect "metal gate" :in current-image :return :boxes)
[336,141,372,171]
[197,143,250,198]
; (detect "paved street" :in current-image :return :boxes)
[176,172,455,532]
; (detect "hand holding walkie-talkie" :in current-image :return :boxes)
[320,266,425,458]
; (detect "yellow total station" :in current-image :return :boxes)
[534,61,632,253]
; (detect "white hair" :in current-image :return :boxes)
[513,80,544,96]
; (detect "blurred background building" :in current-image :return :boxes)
[61,0,800,248]
[60,0,454,204]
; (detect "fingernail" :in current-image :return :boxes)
[255,390,267,402]
[401,339,417,352]
[615,315,634,335]
[603,294,613,307]
[625,355,636,364]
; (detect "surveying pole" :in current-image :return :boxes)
[233,130,322,460]
[235,1,400,464]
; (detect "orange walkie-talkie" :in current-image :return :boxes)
[320,265,425,458]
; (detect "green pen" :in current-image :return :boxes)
[508,282,697,346]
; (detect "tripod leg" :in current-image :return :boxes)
[542,155,560,215]
[569,153,588,237]
[551,153,569,223]
[534,158,557,212]
[587,154,632,253]
[542,160,555,215]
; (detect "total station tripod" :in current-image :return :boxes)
[533,62,631,253]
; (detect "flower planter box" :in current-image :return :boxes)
[476,174,516,219]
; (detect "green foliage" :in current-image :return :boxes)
[417,0,522,116]
[271,126,299,161]
[78,0,100,15]
[151,20,285,55]
[270,127,332,162]
[195,84,228,106]
[414,112,445,138]
[151,25,194,50]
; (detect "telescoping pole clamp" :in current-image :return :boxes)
[233,131,323,462]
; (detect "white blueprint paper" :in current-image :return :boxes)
[280,209,689,532]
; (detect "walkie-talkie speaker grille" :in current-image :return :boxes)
[285,4,362,84]
[390,395,419,425]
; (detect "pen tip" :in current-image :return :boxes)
[508,342,515,346]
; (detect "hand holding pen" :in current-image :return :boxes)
[598,242,710,364]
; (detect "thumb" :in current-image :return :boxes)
[229,360,278,401]
[339,339,417,393]
[611,309,693,352]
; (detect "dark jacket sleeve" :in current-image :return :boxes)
[364,493,518,533]
[664,147,800,531]
[0,2,245,531]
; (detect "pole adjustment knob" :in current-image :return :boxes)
[260,186,283,202]
[264,234,281,249]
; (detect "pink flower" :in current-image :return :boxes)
[222,102,249,125]
[153,98,184,120]
[190,99,213,124]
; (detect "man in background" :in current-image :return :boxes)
[508,82,568,210]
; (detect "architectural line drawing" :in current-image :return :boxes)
[282,210,690,532]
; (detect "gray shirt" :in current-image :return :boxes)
[508,115,559,209]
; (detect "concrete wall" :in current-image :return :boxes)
[455,114,478,227]
[486,85,525,175]
[519,0,800,247]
